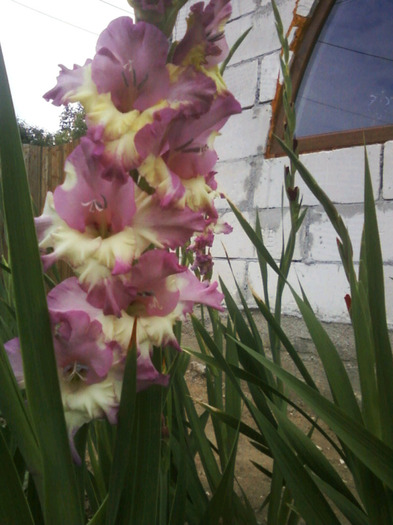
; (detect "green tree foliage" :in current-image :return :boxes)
[18,120,54,146]
[54,103,87,144]
[18,103,87,146]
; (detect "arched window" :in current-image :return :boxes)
[267,0,393,156]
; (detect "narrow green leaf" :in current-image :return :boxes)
[276,482,295,525]
[0,343,43,495]
[87,427,108,504]
[88,495,108,525]
[253,409,341,524]
[0,47,83,523]
[0,429,35,525]
[349,276,380,434]
[251,292,317,390]
[192,314,277,427]
[313,478,368,525]
[199,402,268,449]
[220,27,252,74]
[126,385,163,525]
[233,340,393,490]
[227,199,282,275]
[237,364,347,471]
[173,370,221,491]
[167,417,188,525]
[224,320,242,451]
[26,473,45,525]
[222,256,270,366]
[219,281,278,414]
[290,288,362,421]
[85,470,101,516]
[171,389,209,518]
[185,346,343,458]
[105,343,137,525]
[275,137,354,275]
[363,151,393,445]
[250,459,273,479]
[273,406,360,507]
[200,431,239,525]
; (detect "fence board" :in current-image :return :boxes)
[22,140,79,281]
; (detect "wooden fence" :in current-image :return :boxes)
[22,140,79,212]
[4,141,81,279]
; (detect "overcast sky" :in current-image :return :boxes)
[1,0,134,132]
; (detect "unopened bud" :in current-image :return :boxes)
[344,294,352,313]
[293,137,298,151]
[287,186,298,202]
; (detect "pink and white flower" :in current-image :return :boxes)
[6,0,240,461]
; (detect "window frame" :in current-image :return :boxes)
[266,0,393,157]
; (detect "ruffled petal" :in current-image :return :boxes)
[63,373,121,464]
[92,17,170,112]
[48,278,116,385]
[132,189,206,248]
[172,0,232,68]
[176,270,224,314]
[128,250,184,317]
[43,60,92,106]
[54,137,135,234]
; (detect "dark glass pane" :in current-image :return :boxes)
[295,0,393,137]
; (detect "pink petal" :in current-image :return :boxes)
[166,67,216,117]
[83,277,138,317]
[172,0,232,67]
[92,17,170,112]
[54,137,135,233]
[133,194,206,248]
[129,251,184,317]
[177,270,224,313]
[136,355,169,392]
[44,60,91,106]
[167,92,241,153]
[48,279,115,384]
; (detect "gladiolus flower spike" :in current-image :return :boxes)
[5,0,240,462]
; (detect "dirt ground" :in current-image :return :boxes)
[185,362,353,524]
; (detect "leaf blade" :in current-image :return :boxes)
[0,47,83,524]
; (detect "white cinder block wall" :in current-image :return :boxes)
[175,0,393,326]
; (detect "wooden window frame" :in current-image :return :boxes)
[266,0,393,158]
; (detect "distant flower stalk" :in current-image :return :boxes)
[5,0,240,461]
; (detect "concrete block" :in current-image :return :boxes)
[212,258,247,303]
[255,146,381,208]
[247,260,299,314]
[377,205,393,263]
[307,206,363,263]
[384,265,393,327]
[226,1,294,64]
[259,51,281,103]
[298,145,381,205]
[248,261,352,322]
[215,158,255,210]
[212,210,256,259]
[254,156,288,209]
[225,14,257,64]
[215,105,272,161]
[256,207,306,260]
[307,203,393,264]
[383,141,393,199]
[231,0,257,19]
[223,60,258,108]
